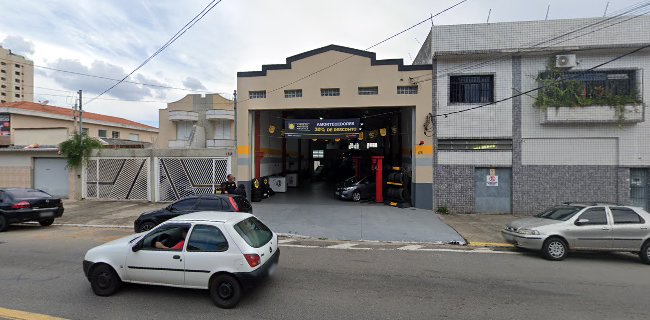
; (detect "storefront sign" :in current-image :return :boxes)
[0,114,10,136]
[285,118,359,138]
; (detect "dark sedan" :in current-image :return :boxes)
[0,188,64,232]
[133,194,253,232]
[335,176,375,202]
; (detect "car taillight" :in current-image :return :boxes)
[244,254,260,268]
[12,201,30,209]
[229,197,239,212]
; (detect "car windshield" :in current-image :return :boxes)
[234,217,273,248]
[536,206,583,221]
[5,189,52,200]
[343,176,360,185]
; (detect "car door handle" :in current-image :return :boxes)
[173,255,181,260]
[601,227,610,231]
[641,226,648,230]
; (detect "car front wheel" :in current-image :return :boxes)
[542,237,568,261]
[640,241,650,265]
[90,264,122,296]
[352,191,361,202]
[210,274,241,309]
[137,221,157,233]
[39,219,55,227]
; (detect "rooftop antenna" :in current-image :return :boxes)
[603,1,610,16]
[430,13,434,27]
[414,37,422,46]
[545,4,551,20]
[486,8,492,23]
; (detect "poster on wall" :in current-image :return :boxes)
[486,175,499,187]
[284,118,359,139]
[0,114,10,136]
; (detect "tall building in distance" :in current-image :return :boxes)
[0,45,34,104]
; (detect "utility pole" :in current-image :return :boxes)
[78,90,83,135]
[233,89,237,146]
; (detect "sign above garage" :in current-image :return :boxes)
[284,118,360,138]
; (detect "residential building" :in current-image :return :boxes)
[414,16,650,213]
[157,94,235,149]
[0,45,34,104]
[0,101,158,198]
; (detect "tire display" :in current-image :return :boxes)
[251,178,263,202]
[384,168,411,208]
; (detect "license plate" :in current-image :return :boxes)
[39,211,54,218]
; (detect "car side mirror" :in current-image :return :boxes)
[575,218,590,226]
[132,241,142,252]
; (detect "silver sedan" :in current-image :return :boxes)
[501,203,650,263]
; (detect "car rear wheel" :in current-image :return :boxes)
[542,237,568,261]
[39,219,55,227]
[0,215,7,232]
[352,191,361,202]
[640,241,650,265]
[210,274,241,309]
[90,264,122,296]
[137,221,156,233]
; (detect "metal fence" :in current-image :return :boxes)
[84,158,151,201]
[155,157,231,202]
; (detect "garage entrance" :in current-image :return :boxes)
[250,107,414,206]
[34,158,69,198]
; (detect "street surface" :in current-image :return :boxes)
[1,225,649,320]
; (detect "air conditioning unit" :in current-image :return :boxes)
[556,54,577,68]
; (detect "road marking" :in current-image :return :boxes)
[397,245,423,251]
[0,307,68,320]
[278,239,295,244]
[469,242,514,248]
[327,243,359,249]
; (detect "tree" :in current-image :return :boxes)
[59,133,103,169]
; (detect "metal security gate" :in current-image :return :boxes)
[630,168,648,210]
[34,158,69,198]
[155,157,231,202]
[84,158,150,200]
[474,168,512,213]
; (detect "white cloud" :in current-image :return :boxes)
[183,77,207,91]
[1,35,35,57]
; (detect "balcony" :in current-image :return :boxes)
[541,105,645,124]
[207,139,235,148]
[168,111,199,122]
[206,109,235,121]
[168,140,190,148]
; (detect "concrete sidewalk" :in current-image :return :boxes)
[439,214,524,246]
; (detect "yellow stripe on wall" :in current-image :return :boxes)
[415,145,434,155]
[237,145,250,155]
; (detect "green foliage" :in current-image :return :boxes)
[533,58,642,124]
[436,206,450,215]
[59,133,103,169]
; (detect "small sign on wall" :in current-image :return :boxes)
[486,175,499,187]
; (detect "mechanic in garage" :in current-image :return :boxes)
[220,174,237,194]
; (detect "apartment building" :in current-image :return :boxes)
[0,45,34,104]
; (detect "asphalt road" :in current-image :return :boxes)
[1,225,649,320]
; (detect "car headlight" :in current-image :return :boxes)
[517,228,540,235]
[344,186,355,191]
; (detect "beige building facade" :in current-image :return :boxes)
[157,94,235,150]
[236,45,434,209]
[0,46,34,104]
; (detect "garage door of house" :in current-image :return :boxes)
[34,158,69,198]
[474,168,512,213]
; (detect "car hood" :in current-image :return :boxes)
[506,217,562,230]
[91,233,142,251]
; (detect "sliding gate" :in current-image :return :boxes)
[155,157,231,202]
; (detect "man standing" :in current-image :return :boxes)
[220,174,237,194]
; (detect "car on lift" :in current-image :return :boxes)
[501,203,650,264]
[0,188,64,232]
[335,176,376,202]
[133,194,253,233]
[83,211,279,308]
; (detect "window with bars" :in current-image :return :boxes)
[98,130,107,138]
[112,131,120,139]
[321,88,340,96]
[397,86,418,94]
[566,70,635,97]
[449,75,494,104]
[358,86,378,95]
[284,89,302,98]
[82,128,89,135]
[249,90,266,99]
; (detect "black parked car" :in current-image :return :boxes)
[335,176,376,202]
[0,188,64,232]
[133,194,253,233]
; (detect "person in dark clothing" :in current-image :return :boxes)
[220,174,237,194]
[234,184,247,197]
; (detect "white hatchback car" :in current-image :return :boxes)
[83,211,279,308]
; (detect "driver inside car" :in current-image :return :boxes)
[155,229,188,250]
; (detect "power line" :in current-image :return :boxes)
[87,0,224,105]
[436,44,650,118]
[236,0,468,105]
[0,56,223,94]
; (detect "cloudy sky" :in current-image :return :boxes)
[0,0,643,127]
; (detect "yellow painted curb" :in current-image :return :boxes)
[0,307,68,320]
[468,242,515,248]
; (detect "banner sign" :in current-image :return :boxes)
[0,114,10,136]
[284,118,359,138]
